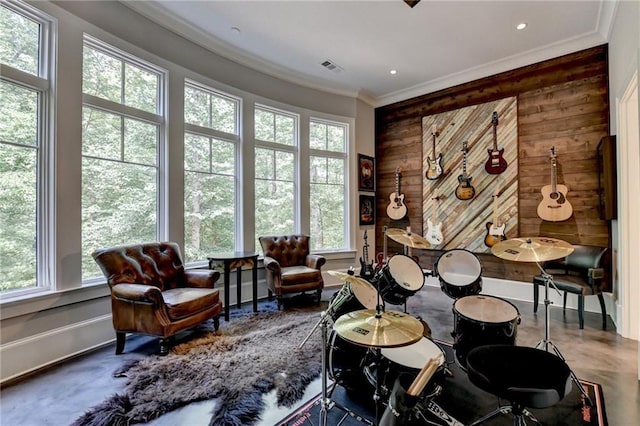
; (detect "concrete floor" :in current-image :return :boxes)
[1,284,638,425]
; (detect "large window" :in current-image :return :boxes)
[183,81,239,262]
[309,119,348,251]
[254,105,297,250]
[81,36,165,280]
[0,2,53,295]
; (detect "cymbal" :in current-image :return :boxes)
[334,309,423,348]
[386,228,431,249]
[328,270,372,287]
[491,237,574,262]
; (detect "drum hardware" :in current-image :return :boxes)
[328,270,374,288]
[434,249,483,299]
[491,237,593,406]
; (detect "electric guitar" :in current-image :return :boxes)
[359,230,375,280]
[387,167,408,220]
[374,226,388,275]
[484,187,507,247]
[484,111,508,174]
[537,146,573,222]
[455,141,475,201]
[426,124,444,180]
[426,196,443,246]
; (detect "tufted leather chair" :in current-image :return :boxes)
[533,245,609,329]
[259,235,326,310]
[92,242,222,355]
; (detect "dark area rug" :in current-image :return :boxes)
[277,343,607,426]
[72,300,324,426]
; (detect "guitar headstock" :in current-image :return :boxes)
[431,124,439,137]
[461,141,468,152]
[549,146,557,166]
[493,187,501,197]
[492,111,498,125]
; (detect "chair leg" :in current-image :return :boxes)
[277,295,283,310]
[115,331,126,355]
[268,290,274,301]
[578,295,585,329]
[159,338,170,356]
[597,293,607,329]
[316,288,322,306]
[213,315,220,331]
[533,282,539,313]
[563,291,568,314]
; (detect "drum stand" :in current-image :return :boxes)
[534,264,593,406]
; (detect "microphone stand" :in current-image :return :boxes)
[534,261,592,406]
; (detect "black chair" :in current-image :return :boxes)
[532,245,609,329]
[466,345,572,426]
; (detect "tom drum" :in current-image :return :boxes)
[375,254,425,305]
[434,249,482,299]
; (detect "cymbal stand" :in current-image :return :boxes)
[534,262,592,406]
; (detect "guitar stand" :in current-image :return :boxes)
[534,266,593,407]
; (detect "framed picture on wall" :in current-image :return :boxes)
[358,154,375,192]
[359,195,375,225]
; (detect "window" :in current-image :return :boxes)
[0,2,53,295]
[254,105,297,250]
[183,81,240,262]
[81,36,165,280]
[309,119,348,251]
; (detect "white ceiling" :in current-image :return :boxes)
[125,1,617,106]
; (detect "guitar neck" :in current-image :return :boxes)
[492,194,499,225]
[551,159,557,193]
[492,124,498,151]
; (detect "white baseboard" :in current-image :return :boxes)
[0,314,114,385]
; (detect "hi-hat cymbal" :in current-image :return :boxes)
[334,309,423,348]
[386,228,431,249]
[491,237,574,262]
[328,270,372,287]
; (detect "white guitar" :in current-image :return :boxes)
[426,196,443,246]
[387,167,407,220]
[484,187,507,248]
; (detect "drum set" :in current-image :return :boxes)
[299,229,585,426]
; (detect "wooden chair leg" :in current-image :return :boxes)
[268,290,274,301]
[533,282,539,313]
[213,315,220,331]
[115,331,126,355]
[159,338,170,356]
[563,291,568,314]
[277,295,283,310]
[316,288,322,306]
[597,293,607,329]
[578,295,585,329]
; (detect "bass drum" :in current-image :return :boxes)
[434,249,482,299]
[376,254,425,305]
[327,329,369,391]
[363,335,446,399]
[329,280,379,322]
[452,294,520,369]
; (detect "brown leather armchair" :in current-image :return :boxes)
[92,242,223,355]
[259,235,326,310]
[533,245,609,329]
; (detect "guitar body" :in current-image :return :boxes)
[455,174,475,200]
[359,256,374,280]
[484,148,508,174]
[484,221,506,248]
[537,184,573,221]
[426,218,443,246]
[426,154,444,180]
[387,192,407,220]
[374,252,385,275]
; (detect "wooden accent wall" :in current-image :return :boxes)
[375,45,610,283]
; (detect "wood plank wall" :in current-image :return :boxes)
[374,45,610,283]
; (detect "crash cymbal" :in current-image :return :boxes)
[491,237,574,262]
[334,309,423,348]
[328,270,372,287]
[386,228,431,249]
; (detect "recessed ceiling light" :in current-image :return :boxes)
[516,23,527,30]
[390,69,398,75]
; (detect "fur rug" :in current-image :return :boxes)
[72,307,323,426]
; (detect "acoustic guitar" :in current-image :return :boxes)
[387,167,408,220]
[425,124,444,180]
[484,187,507,248]
[484,111,508,174]
[455,141,475,201]
[359,230,375,280]
[426,196,443,246]
[537,146,573,222]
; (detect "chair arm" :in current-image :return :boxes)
[111,283,164,306]
[306,254,326,270]
[263,256,282,274]
[184,269,220,288]
[588,267,605,285]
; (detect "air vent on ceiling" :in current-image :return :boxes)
[320,59,343,73]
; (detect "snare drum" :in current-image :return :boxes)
[375,254,425,305]
[434,249,482,299]
[329,280,378,321]
[452,295,520,369]
[364,336,446,398]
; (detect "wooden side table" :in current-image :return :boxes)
[207,251,259,321]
